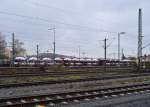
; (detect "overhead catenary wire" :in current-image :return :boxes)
[106,37,116,48]
[0,29,102,47]
[25,0,131,29]
[142,42,150,49]
[1,27,140,58]
[0,14,117,33]
[0,10,116,33]
[24,0,109,24]
[0,29,100,54]
[1,3,149,58]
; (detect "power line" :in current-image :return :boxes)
[24,0,108,24]
[0,13,117,33]
[142,42,150,49]
[25,0,80,15]
[0,10,116,33]
[0,29,103,47]
[23,0,132,30]
[0,20,114,34]
[106,37,116,48]
[0,16,49,28]
[0,29,100,57]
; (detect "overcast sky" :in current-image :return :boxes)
[0,0,149,58]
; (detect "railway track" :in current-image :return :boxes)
[0,66,137,77]
[1,82,150,107]
[0,71,109,78]
[0,67,149,78]
[67,66,134,69]
[0,70,116,78]
[0,71,98,78]
[0,73,150,88]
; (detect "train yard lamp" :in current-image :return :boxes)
[118,32,126,67]
[48,28,56,65]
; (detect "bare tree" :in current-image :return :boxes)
[14,39,26,57]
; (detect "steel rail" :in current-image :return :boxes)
[0,73,150,89]
[0,82,150,107]
[0,71,102,78]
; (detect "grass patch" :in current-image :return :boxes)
[0,75,83,84]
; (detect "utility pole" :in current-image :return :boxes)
[118,32,125,67]
[36,44,39,65]
[118,33,120,63]
[53,28,56,64]
[138,8,143,71]
[103,38,108,72]
[12,33,15,67]
[48,28,56,65]
[121,48,124,60]
[78,46,80,60]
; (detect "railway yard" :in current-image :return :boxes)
[0,0,149,106]
[0,65,150,107]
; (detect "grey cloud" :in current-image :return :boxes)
[0,0,149,57]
